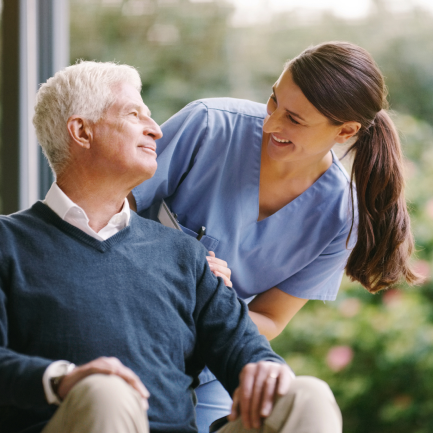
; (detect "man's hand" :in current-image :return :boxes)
[207,251,232,287]
[57,357,150,409]
[228,362,293,429]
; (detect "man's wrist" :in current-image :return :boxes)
[50,374,66,400]
[43,361,76,405]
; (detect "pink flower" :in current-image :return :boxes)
[326,346,354,372]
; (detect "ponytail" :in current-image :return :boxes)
[345,110,420,292]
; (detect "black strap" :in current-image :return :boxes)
[209,416,229,433]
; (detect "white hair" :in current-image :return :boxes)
[33,60,142,174]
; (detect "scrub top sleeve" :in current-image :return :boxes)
[132,101,209,213]
[276,228,355,301]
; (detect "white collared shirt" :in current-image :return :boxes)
[44,182,130,241]
[41,182,131,404]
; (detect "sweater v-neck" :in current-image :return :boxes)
[32,201,132,253]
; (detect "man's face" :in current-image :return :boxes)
[90,82,162,187]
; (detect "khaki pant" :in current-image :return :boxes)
[42,374,342,433]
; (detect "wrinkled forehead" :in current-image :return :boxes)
[109,81,151,116]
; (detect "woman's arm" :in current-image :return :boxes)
[248,288,308,341]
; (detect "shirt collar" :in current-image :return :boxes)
[43,182,131,228]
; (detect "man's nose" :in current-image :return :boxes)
[145,118,163,140]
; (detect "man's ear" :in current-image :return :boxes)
[67,115,93,149]
[335,121,361,144]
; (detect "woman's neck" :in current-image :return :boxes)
[257,139,333,221]
[260,144,333,184]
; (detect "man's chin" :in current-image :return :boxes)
[135,164,158,185]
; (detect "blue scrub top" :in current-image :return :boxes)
[133,98,357,302]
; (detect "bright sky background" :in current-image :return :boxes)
[224,0,433,26]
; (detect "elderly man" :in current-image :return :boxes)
[0,61,342,433]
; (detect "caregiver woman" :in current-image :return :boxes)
[129,42,418,432]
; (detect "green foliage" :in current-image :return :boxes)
[71,0,234,124]
[66,2,433,431]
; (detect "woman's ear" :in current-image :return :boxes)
[335,121,361,144]
[67,115,93,149]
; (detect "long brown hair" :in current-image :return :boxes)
[287,42,420,293]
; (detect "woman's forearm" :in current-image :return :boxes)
[248,310,281,341]
[247,288,309,341]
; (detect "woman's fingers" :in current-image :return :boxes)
[211,270,233,287]
[209,263,231,279]
[207,253,230,273]
[207,252,233,287]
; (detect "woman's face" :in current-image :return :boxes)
[263,69,356,164]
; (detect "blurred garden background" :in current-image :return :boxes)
[3,0,433,431]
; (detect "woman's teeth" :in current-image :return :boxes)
[272,135,291,143]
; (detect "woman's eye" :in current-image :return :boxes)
[130,111,138,117]
[269,94,277,104]
[288,115,300,125]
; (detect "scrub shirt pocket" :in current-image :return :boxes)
[177,223,219,251]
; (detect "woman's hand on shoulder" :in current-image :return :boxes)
[207,251,232,287]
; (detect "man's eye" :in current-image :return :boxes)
[130,111,138,117]
[269,94,277,103]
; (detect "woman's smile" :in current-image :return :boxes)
[270,134,293,146]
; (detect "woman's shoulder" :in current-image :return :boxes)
[161,98,266,134]
[321,151,353,195]
[306,152,357,231]
[187,97,267,119]
[324,152,358,233]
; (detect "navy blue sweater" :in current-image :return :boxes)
[0,202,283,433]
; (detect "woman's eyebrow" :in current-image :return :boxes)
[272,85,306,122]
